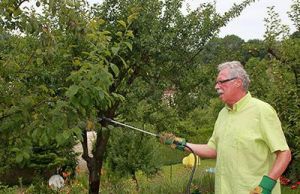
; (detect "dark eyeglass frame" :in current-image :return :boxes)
[215,77,238,85]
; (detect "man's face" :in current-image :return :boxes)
[215,68,238,105]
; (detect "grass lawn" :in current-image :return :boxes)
[96,158,216,194]
[0,158,299,193]
[135,159,216,194]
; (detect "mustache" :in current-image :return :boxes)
[216,89,224,95]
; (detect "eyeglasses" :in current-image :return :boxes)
[215,77,237,85]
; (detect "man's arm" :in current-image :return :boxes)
[268,150,292,180]
[185,143,217,159]
[159,133,217,158]
[250,150,291,194]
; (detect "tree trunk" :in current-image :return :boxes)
[81,127,110,194]
[88,161,100,194]
[132,171,139,192]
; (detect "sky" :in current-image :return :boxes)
[88,0,296,41]
[185,0,296,40]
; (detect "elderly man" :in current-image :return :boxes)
[160,61,291,194]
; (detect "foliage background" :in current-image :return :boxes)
[0,0,299,192]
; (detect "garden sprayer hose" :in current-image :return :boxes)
[183,144,197,194]
[102,117,197,194]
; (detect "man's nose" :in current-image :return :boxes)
[215,83,219,90]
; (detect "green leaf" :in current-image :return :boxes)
[23,152,30,160]
[81,52,90,56]
[124,42,132,51]
[36,58,43,65]
[107,125,114,130]
[110,63,119,76]
[126,30,134,38]
[31,129,38,139]
[62,131,69,139]
[102,30,111,35]
[8,7,15,13]
[118,55,128,68]
[117,20,127,28]
[99,90,104,99]
[14,10,23,19]
[72,127,82,141]
[111,46,120,55]
[39,85,48,93]
[40,133,48,145]
[116,31,123,37]
[16,153,23,163]
[127,13,139,23]
[81,97,90,107]
[11,148,20,152]
[56,133,65,146]
[105,50,111,57]
[66,85,80,98]
[112,92,125,102]
[71,96,80,107]
[98,19,106,25]
[73,59,82,66]
[36,49,42,55]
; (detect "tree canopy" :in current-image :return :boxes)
[1,0,299,193]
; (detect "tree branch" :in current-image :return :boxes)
[81,129,91,163]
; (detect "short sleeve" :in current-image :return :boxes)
[207,137,217,150]
[207,109,225,151]
[260,104,289,153]
[207,130,217,150]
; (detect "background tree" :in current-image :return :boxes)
[93,1,257,190]
[264,1,300,182]
[1,0,262,193]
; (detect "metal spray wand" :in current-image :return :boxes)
[102,117,160,138]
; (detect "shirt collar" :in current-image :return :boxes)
[226,92,252,112]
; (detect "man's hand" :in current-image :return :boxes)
[250,186,262,194]
[159,132,186,151]
[250,176,277,194]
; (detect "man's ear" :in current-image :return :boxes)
[235,79,243,87]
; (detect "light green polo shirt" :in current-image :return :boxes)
[208,92,289,194]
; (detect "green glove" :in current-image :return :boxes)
[250,176,277,194]
[259,176,276,194]
[159,132,186,151]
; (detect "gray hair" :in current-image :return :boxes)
[218,61,250,91]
